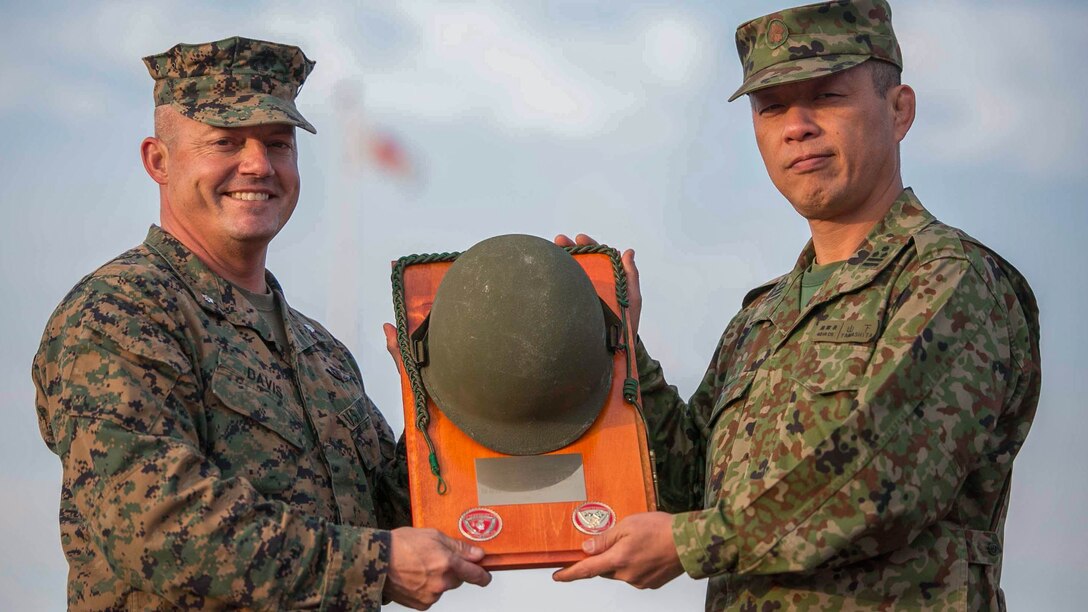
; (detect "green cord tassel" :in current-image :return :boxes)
[429,452,448,494]
[623,377,640,404]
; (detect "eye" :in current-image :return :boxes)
[758,103,785,116]
[815,91,843,100]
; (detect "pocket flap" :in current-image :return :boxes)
[341,396,381,470]
[791,342,872,395]
[709,370,755,425]
[210,364,306,449]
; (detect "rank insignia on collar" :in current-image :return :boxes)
[860,245,893,269]
[458,507,503,542]
[572,501,616,535]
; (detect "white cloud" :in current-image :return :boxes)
[265,2,714,139]
[640,13,709,86]
[2,1,716,140]
[0,58,113,117]
[900,1,1087,177]
[370,3,639,137]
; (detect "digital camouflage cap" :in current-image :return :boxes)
[143,36,317,134]
[729,0,902,102]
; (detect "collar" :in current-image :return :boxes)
[144,226,317,352]
[751,188,937,328]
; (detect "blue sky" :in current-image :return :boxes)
[2,1,1085,609]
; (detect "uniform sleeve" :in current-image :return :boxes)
[670,254,1029,579]
[34,276,391,609]
[636,313,745,513]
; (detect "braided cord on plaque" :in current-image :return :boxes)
[391,251,459,494]
[565,245,658,501]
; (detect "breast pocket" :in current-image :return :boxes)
[774,337,874,476]
[709,371,755,430]
[749,341,874,489]
[209,363,308,493]
[792,341,872,422]
[336,395,383,471]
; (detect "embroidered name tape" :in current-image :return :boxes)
[809,319,878,343]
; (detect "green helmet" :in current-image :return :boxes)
[420,234,613,455]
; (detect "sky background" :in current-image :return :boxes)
[2,1,1085,609]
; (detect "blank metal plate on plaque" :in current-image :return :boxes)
[475,454,586,506]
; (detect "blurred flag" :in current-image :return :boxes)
[366,130,412,178]
[333,81,419,182]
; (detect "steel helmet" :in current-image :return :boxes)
[420,234,613,455]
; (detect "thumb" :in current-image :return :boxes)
[448,537,486,562]
[383,323,406,374]
[383,323,399,358]
[582,529,620,556]
[620,248,641,336]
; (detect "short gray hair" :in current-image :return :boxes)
[868,60,902,98]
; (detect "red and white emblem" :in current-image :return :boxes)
[458,507,503,542]
[572,501,616,535]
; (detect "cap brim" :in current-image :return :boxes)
[174,93,317,134]
[728,54,872,102]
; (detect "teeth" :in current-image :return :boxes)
[227,192,270,201]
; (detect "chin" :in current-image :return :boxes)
[228,221,283,244]
[786,185,850,220]
[786,195,829,219]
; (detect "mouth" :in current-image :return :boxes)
[787,153,833,171]
[224,191,273,201]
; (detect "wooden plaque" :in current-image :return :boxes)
[391,248,657,570]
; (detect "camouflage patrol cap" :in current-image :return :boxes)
[729,0,902,102]
[143,36,317,134]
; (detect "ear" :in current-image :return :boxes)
[141,136,169,185]
[890,83,916,143]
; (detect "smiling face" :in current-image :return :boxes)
[749,61,914,223]
[143,107,300,261]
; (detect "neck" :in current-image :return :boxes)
[807,177,904,264]
[160,220,269,294]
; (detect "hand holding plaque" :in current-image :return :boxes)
[390,234,657,569]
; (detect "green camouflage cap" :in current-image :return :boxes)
[143,36,317,134]
[729,0,902,102]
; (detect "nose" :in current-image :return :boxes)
[781,104,820,143]
[238,139,274,177]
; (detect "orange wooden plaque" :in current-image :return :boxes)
[392,249,657,570]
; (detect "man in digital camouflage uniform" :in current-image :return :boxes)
[554,1,1041,609]
[33,36,490,610]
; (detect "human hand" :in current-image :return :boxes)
[383,323,404,374]
[553,234,641,337]
[384,527,492,610]
[550,511,683,590]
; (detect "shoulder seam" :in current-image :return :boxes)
[912,221,968,265]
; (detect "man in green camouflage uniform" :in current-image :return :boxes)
[33,37,490,610]
[554,2,1041,609]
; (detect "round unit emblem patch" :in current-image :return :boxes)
[458,507,503,542]
[767,19,790,48]
[572,501,616,535]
